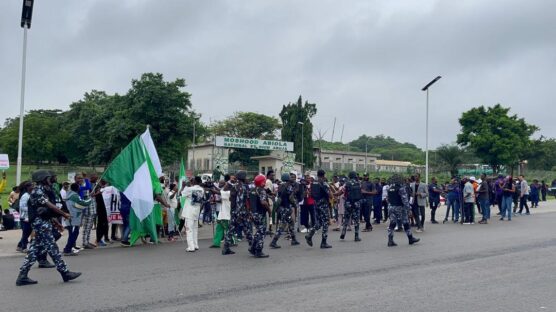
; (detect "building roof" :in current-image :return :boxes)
[375,159,416,166]
[317,149,380,158]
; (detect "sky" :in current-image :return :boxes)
[1,0,555,149]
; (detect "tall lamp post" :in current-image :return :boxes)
[421,75,442,185]
[16,0,34,185]
[298,121,304,173]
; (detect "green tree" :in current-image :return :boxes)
[435,144,464,177]
[525,137,556,171]
[457,104,538,173]
[349,135,424,164]
[0,110,67,164]
[279,96,317,169]
[210,112,282,166]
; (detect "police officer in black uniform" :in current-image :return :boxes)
[305,169,332,248]
[386,174,420,247]
[341,171,363,242]
[270,173,301,249]
[16,170,81,286]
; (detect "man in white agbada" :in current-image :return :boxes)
[180,176,205,252]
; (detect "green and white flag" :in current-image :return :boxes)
[102,135,161,244]
[176,158,187,225]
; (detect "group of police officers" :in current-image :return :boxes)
[15,168,419,286]
[220,169,420,259]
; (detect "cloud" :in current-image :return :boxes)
[1,0,554,149]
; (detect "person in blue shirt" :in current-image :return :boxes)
[443,178,460,223]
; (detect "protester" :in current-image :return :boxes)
[500,176,515,221]
[77,174,96,249]
[518,175,530,215]
[462,177,475,224]
[181,176,204,252]
[428,177,442,224]
[410,175,428,231]
[529,179,539,208]
[211,177,231,248]
[477,174,491,224]
[540,180,548,202]
[119,193,132,247]
[64,183,91,256]
[16,181,33,252]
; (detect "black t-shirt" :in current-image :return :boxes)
[362,180,375,199]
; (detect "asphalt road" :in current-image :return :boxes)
[1,212,556,312]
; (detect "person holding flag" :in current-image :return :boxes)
[101,128,170,246]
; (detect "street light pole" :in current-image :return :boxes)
[365,137,369,173]
[298,122,304,173]
[421,76,442,185]
[17,0,35,185]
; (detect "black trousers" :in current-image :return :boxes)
[361,199,372,228]
[430,201,439,221]
[96,212,109,242]
[463,203,474,223]
[518,195,530,214]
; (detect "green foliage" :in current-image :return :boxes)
[435,144,464,177]
[210,112,282,166]
[0,73,201,166]
[279,96,317,168]
[526,138,556,171]
[0,110,67,164]
[457,104,538,173]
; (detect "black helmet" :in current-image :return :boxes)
[281,173,290,182]
[348,171,357,179]
[388,174,404,185]
[236,170,247,181]
[32,169,52,183]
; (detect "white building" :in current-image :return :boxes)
[374,159,423,173]
[186,143,229,173]
[314,149,380,172]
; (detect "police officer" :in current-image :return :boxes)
[222,170,254,255]
[16,170,81,286]
[250,174,272,258]
[386,174,420,247]
[35,171,63,269]
[305,169,332,248]
[341,171,363,242]
[270,173,301,249]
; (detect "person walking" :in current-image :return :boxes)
[386,174,420,247]
[250,174,272,258]
[222,171,254,255]
[410,176,428,231]
[270,173,301,249]
[500,176,515,221]
[518,175,530,215]
[305,170,332,249]
[540,180,548,202]
[63,183,91,256]
[341,172,363,242]
[16,170,81,286]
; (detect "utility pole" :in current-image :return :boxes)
[16,0,35,185]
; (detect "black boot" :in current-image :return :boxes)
[340,228,346,240]
[408,235,420,245]
[320,238,332,249]
[16,272,37,286]
[254,251,269,258]
[269,238,281,249]
[291,237,300,246]
[354,233,361,242]
[248,247,255,255]
[61,271,82,283]
[222,247,235,255]
[305,229,315,247]
[388,236,397,247]
[38,260,55,269]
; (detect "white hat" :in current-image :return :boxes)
[470,176,476,181]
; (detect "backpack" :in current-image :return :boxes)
[345,179,362,202]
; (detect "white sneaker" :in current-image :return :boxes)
[71,247,81,253]
[463,222,470,225]
[301,228,308,233]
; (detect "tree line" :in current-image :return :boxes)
[0,73,554,174]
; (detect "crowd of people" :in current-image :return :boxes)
[2,167,554,286]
